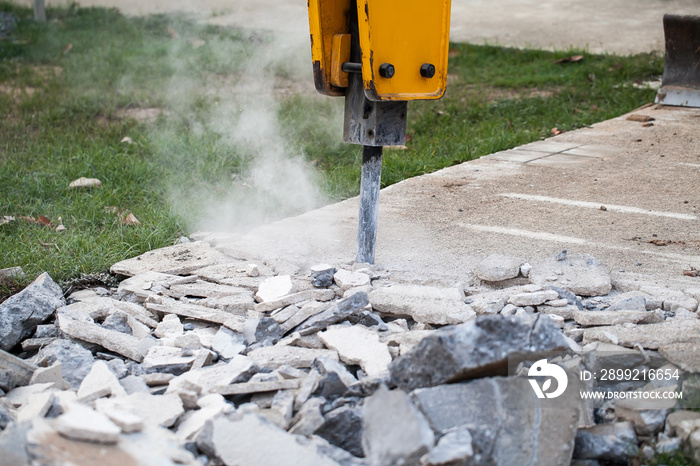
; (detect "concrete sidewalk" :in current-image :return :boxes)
[18,0,700,54]
[203,103,700,290]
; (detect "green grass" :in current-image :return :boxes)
[0,3,662,298]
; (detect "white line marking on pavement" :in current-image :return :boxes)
[500,193,697,220]
[459,223,700,264]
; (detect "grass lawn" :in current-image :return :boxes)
[0,3,662,299]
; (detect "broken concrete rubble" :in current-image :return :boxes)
[0,272,64,351]
[2,249,699,465]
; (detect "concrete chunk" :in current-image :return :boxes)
[77,360,127,402]
[256,275,294,302]
[370,285,474,325]
[247,345,338,369]
[96,392,184,428]
[0,272,65,351]
[57,403,121,444]
[583,319,700,349]
[333,270,370,291]
[390,314,568,391]
[362,386,434,466]
[214,378,301,396]
[319,325,392,377]
[475,254,523,282]
[57,311,147,362]
[295,292,370,335]
[573,422,637,463]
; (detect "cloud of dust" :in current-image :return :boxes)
[139,18,339,235]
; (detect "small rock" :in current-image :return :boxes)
[101,311,132,335]
[102,406,144,433]
[508,289,559,307]
[333,270,370,291]
[0,272,65,351]
[295,292,370,335]
[573,422,638,463]
[256,275,294,302]
[77,360,127,402]
[289,397,326,436]
[95,392,184,428]
[315,405,364,458]
[474,254,522,282]
[574,310,663,327]
[608,295,647,312]
[155,314,184,338]
[614,386,678,435]
[211,326,246,360]
[56,402,120,444]
[32,339,94,389]
[362,386,434,466]
[255,317,284,346]
[520,263,532,278]
[319,325,392,377]
[311,264,337,288]
[246,263,260,277]
[247,345,338,369]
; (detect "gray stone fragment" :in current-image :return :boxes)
[315,405,364,458]
[530,253,612,297]
[608,295,647,312]
[295,292,370,335]
[362,386,434,466]
[0,272,65,351]
[290,397,326,436]
[390,314,568,391]
[411,377,580,465]
[474,254,522,282]
[211,326,246,360]
[34,324,59,338]
[102,311,132,335]
[0,422,31,466]
[0,348,37,391]
[424,427,474,466]
[255,317,284,345]
[247,345,338,369]
[311,264,336,288]
[33,340,94,389]
[120,375,150,394]
[313,356,358,388]
[197,413,342,465]
[573,422,638,463]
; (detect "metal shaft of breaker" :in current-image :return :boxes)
[356,146,382,264]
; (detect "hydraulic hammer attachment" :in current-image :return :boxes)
[307,0,452,263]
[656,14,700,108]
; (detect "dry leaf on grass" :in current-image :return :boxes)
[69,177,102,189]
[62,43,73,55]
[0,216,15,226]
[550,127,563,136]
[120,136,133,144]
[553,55,584,64]
[121,213,141,226]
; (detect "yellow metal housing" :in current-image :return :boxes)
[356,0,452,101]
[330,33,352,88]
[308,0,352,96]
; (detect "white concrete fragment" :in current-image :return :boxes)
[154,314,184,338]
[370,284,474,325]
[77,360,127,402]
[57,402,121,444]
[333,269,370,291]
[95,392,184,428]
[474,254,522,282]
[256,275,294,302]
[508,290,559,307]
[176,393,228,441]
[102,406,144,433]
[16,389,54,422]
[247,345,338,369]
[319,325,392,377]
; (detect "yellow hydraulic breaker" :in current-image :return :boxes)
[308,0,452,263]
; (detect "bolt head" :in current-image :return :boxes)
[379,63,395,78]
[420,63,436,78]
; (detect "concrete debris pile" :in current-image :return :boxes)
[1,242,700,465]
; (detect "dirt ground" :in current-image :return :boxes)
[14,0,700,54]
